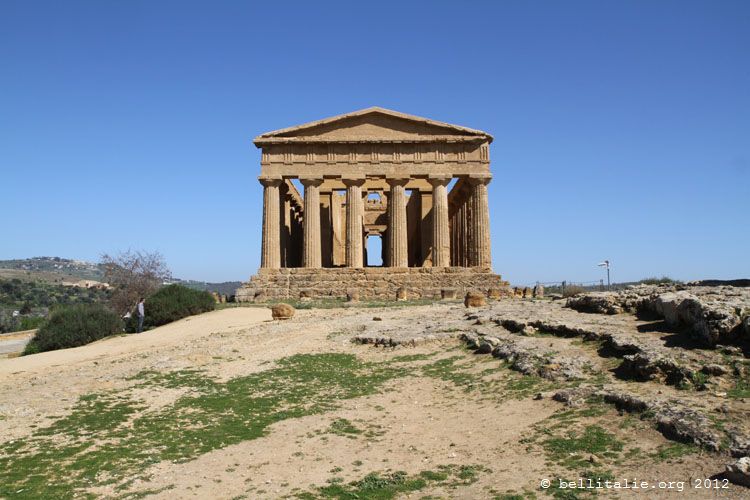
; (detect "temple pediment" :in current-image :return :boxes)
[254,107,493,145]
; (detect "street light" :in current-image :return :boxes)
[597,260,611,290]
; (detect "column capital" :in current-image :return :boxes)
[427,174,452,187]
[299,176,324,187]
[341,176,367,187]
[467,174,492,186]
[258,176,282,187]
[385,176,410,187]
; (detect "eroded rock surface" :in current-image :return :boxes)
[566,284,750,347]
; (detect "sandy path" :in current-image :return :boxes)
[0,308,271,376]
[0,330,34,358]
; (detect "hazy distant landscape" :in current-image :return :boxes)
[0,257,241,334]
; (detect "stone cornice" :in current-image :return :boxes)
[254,135,488,146]
[254,106,493,144]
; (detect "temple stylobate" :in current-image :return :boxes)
[237,107,508,301]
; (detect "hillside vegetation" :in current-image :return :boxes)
[0,278,110,334]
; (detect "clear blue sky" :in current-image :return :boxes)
[1,1,748,284]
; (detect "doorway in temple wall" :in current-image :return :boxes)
[366,234,383,267]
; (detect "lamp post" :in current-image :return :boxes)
[598,260,611,290]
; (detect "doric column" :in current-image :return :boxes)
[468,175,492,268]
[386,177,409,268]
[343,177,366,268]
[260,177,282,269]
[428,175,452,267]
[300,176,323,268]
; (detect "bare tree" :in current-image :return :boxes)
[100,250,171,315]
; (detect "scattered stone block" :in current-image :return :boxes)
[270,303,295,320]
[464,291,486,307]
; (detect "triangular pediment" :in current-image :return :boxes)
[254,107,492,144]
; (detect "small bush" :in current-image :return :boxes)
[562,285,585,297]
[19,316,45,330]
[24,304,122,354]
[639,276,680,285]
[126,284,215,332]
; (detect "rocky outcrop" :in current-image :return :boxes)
[566,285,750,347]
[565,292,627,315]
[676,297,744,346]
[619,351,695,387]
[725,457,750,487]
[652,291,693,326]
[462,332,586,381]
[551,386,728,453]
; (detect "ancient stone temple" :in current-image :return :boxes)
[236,107,508,301]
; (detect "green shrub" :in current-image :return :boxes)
[19,316,45,331]
[639,276,680,285]
[562,285,585,297]
[24,304,122,355]
[126,284,215,332]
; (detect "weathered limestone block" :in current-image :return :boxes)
[464,291,487,307]
[271,303,295,320]
[237,268,508,301]
[653,291,694,326]
[677,297,743,346]
[566,292,624,315]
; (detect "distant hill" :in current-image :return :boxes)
[0,257,107,284]
[173,280,244,297]
[0,257,242,296]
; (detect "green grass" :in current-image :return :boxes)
[650,442,699,461]
[298,464,487,499]
[0,353,410,499]
[0,345,576,499]
[727,370,750,399]
[544,425,624,470]
[328,418,363,438]
[420,356,477,389]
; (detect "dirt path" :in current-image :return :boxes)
[0,330,34,358]
[0,307,271,376]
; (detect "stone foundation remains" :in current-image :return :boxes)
[236,267,508,301]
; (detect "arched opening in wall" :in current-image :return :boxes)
[366,234,383,267]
